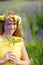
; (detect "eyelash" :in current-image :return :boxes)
[13,23,17,25]
[6,23,17,25]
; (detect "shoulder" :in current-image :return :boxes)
[0,37,4,42]
[0,37,5,46]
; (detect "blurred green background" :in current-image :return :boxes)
[0,0,43,65]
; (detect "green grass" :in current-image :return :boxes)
[26,40,43,65]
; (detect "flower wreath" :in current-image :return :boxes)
[0,14,21,24]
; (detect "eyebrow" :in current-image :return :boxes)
[5,22,17,25]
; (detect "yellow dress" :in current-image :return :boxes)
[0,36,23,65]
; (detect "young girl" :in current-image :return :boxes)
[0,11,30,65]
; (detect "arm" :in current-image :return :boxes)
[18,43,30,65]
[0,59,5,64]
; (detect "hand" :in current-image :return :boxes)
[9,52,20,64]
[3,51,10,63]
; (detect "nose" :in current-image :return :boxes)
[11,24,14,29]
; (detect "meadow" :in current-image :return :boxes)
[0,0,43,65]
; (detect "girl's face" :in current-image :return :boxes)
[4,20,17,35]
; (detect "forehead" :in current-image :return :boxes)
[5,18,17,24]
[5,21,17,25]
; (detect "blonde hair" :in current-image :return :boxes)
[13,23,24,39]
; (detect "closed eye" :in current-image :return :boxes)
[13,23,17,25]
[6,23,11,25]
[5,23,17,25]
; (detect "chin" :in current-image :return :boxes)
[11,32,14,35]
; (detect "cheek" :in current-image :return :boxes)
[14,25,17,30]
[5,25,10,31]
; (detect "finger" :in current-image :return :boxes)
[9,55,16,59]
[9,53,17,58]
[9,54,18,60]
[7,51,12,53]
[9,57,18,64]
